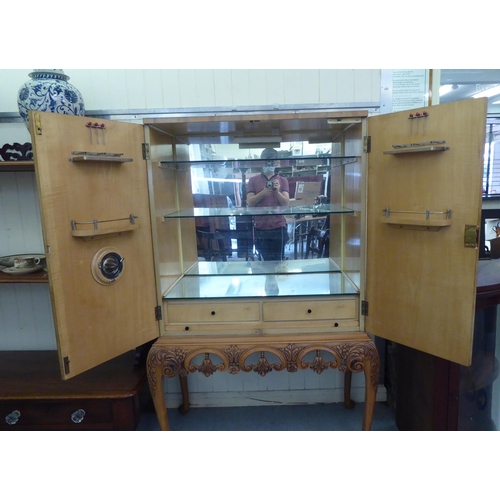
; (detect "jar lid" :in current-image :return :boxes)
[28,69,69,81]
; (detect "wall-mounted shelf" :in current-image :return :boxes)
[0,269,48,283]
[0,161,35,172]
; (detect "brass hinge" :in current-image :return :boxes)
[63,356,70,375]
[363,136,371,153]
[464,225,479,248]
[34,113,42,135]
[155,305,162,321]
[142,143,150,160]
[361,300,369,316]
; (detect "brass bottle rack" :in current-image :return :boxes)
[383,140,449,155]
[68,151,133,163]
[380,207,452,231]
[71,214,140,240]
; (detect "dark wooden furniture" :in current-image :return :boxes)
[394,259,500,430]
[0,350,148,430]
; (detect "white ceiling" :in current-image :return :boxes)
[439,69,500,115]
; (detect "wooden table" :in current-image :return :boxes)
[146,332,379,431]
[0,350,148,430]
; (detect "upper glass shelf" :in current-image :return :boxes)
[164,203,354,219]
[160,155,358,169]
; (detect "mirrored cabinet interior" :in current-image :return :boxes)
[157,153,362,331]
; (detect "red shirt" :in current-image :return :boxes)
[247,173,289,230]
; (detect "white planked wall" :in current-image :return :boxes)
[0,69,382,406]
[0,69,381,113]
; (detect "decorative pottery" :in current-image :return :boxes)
[17,69,85,129]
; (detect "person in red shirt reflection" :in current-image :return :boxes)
[247,148,290,261]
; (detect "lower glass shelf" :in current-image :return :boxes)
[164,271,359,300]
[185,258,341,276]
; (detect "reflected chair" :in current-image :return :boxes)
[305,227,330,259]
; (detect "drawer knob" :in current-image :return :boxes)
[5,410,21,425]
[71,409,86,424]
[211,311,216,315]
[307,309,312,314]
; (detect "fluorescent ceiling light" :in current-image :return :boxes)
[193,177,242,183]
[238,142,281,149]
[473,85,500,99]
[235,136,282,144]
[326,118,362,124]
[439,85,454,97]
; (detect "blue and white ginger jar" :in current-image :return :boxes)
[17,69,85,129]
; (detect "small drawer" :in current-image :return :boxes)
[0,400,113,430]
[263,299,357,322]
[166,301,260,324]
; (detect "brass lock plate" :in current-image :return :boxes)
[464,225,479,248]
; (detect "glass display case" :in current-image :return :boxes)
[161,156,358,300]
[154,151,364,335]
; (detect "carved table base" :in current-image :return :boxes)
[147,333,379,431]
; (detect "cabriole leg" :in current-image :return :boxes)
[146,345,170,431]
[361,342,380,431]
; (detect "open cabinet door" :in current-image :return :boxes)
[365,98,487,366]
[30,111,159,379]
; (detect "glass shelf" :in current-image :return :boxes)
[185,258,341,276]
[164,271,359,300]
[160,155,358,169]
[164,203,354,219]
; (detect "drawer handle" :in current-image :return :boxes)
[211,311,216,316]
[71,409,86,424]
[307,309,312,314]
[5,410,21,425]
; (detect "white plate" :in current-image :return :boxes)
[0,254,46,267]
[1,265,44,275]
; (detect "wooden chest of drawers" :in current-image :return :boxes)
[0,350,148,431]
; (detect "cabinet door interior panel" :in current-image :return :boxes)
[30,112,159,379]
[366,99,488,366]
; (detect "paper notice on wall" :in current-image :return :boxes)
[391,69,429,112]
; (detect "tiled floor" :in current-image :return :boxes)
[136,401,398,431]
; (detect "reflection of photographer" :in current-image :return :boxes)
[247,148,290,261]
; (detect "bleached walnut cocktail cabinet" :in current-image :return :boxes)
[28,99,487,430]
